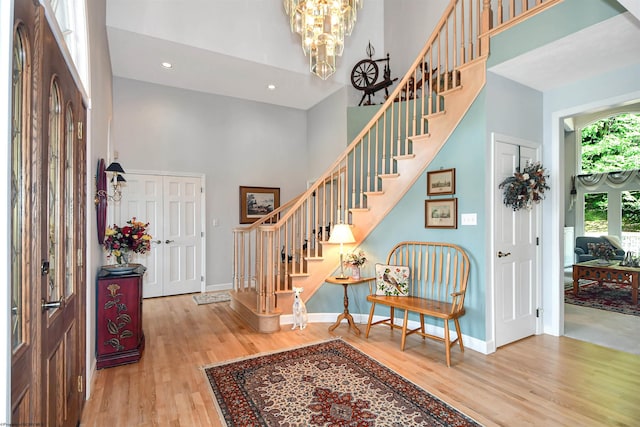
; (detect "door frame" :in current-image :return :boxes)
[110,169,207,294]
[487,133,543,353]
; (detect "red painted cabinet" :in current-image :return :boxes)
[96,266,146,369]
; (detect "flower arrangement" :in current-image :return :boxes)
[593,243,615,261]
[499,162,550,211]
[104,217,152,264]
[344,250,367,267]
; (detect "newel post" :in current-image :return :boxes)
[480,0,493,56]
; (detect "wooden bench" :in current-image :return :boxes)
[365,241,470,367]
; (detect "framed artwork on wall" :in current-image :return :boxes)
[239,186,280,224]
[425,198,457,229]
[427,168,455,195]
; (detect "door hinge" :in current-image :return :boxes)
[201,231,204,237]
[536,308,543,318]
[201,276,204,282]
[77,375,83,393]
[77,122,83,140]
[536,237,540,246]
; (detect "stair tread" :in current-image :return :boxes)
[423,110,446,120]
[379,173,400,179]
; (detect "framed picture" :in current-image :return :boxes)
[425,198,457,229]
[427,168,455,195]
[239,186,280,224]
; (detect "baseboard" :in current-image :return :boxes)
[281,312,490,354]
[205,282,233,293]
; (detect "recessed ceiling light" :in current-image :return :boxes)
[267,84,276,90]
[161,62,173,69]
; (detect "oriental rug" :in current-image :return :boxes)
[193,292,231,305]
[204,339,480,426]
[565,282,640,317]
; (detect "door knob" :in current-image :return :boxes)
[41,298,63,312]
[497,251,512,258]
[154,240,162,244]
[165,239,174,244]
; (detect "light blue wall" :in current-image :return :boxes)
[308,93,489,340]
[488,0,625,67]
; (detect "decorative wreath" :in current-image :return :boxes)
[499,162,550,211]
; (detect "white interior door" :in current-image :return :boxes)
[115,173,204,297]
[493,135,540,347]
[116,174,162,297]
[162,176,202,296]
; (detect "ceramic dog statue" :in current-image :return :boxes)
[291,287,308,330]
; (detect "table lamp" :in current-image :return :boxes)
[328,223,356,279]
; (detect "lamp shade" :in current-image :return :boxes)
[328,223,355,244]
[105,162,125,174]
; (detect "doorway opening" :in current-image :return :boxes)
[564,111,640,355]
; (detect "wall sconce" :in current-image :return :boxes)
[94,158,127,206]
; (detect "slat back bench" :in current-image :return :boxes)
[365,241,470,367]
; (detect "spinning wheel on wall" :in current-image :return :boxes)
[351,59,379,90]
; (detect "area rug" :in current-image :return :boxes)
[193,292,231,305]
[204,339,480,426]
[565,282,640,317]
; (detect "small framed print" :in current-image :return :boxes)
[427,168,455,196]
[239,186,280,224]
[425,198,457,229]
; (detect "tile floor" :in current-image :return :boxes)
[564,268,640,355]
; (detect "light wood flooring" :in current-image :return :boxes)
[80,294,640,426]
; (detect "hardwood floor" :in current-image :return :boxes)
[80,294,640,426]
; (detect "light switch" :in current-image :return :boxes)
[461,213,477,226]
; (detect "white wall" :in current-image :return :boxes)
[384,0,449,77]
[85,0,113,395]
[111,77,309,287]
[306,88,349,181]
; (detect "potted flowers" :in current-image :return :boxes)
[104,217,152,265]
[344,250,367,279]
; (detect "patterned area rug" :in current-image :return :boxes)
[192,292,231,305]
[565,282,640,317]
[204,339,480,426]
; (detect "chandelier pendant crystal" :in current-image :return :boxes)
[283,0,364,80]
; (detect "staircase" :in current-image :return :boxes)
[231,0,561,333]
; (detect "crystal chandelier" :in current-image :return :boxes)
[283,0,364,80]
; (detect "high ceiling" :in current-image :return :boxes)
[489,12,640,93]
[106,0,384,110]
[106,2,640,111]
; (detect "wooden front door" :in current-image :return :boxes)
[11,1,86,425]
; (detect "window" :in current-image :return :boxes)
[584,193,608,236]
[48,0,89,92]
[11,24,29,351]
[578,112,640,251]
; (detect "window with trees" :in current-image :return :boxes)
[580,113,640,250]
